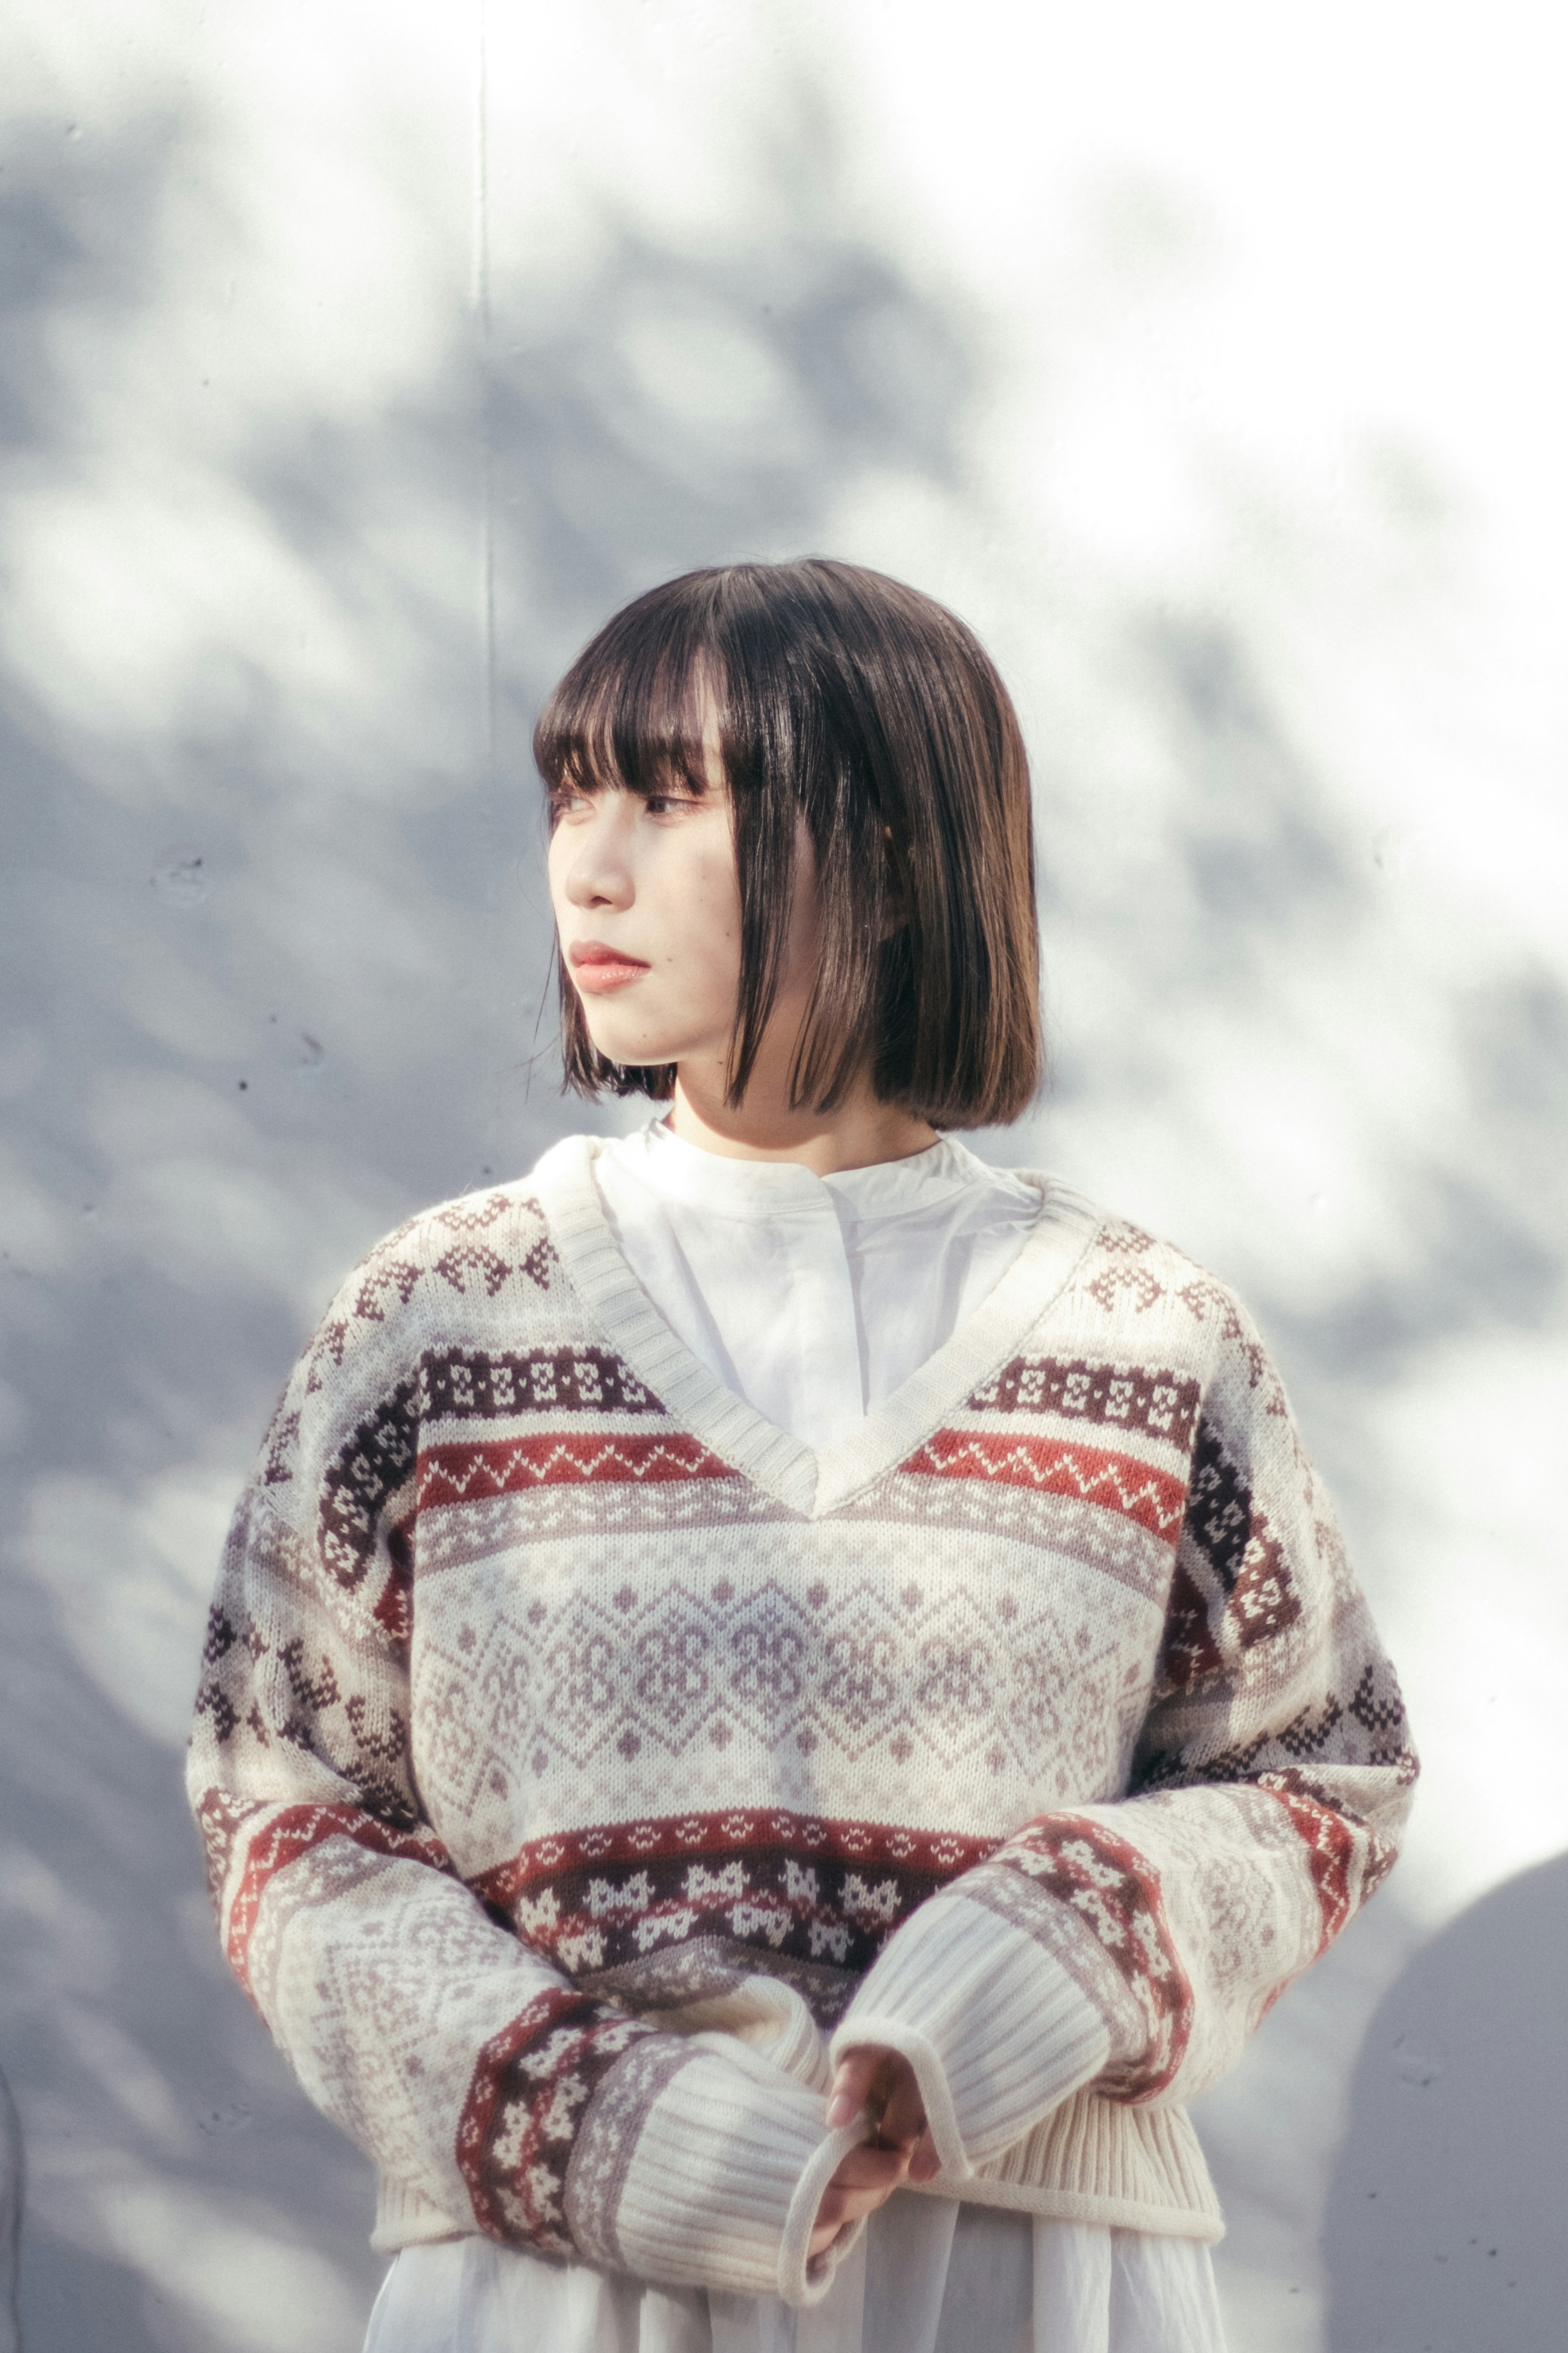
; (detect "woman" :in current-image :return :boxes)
[188,559,1415,2351]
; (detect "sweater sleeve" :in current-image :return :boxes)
[186,1259,857,2307]
[829,1293,1417,2177]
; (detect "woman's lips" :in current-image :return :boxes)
[569,944,650,994]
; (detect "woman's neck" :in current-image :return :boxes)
[666,1067,939,1176]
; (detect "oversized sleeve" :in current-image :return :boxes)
[828,1286,1417,2178]
[186,1235,858,2306]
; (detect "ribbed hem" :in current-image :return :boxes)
[906,2090,1225,2242]
[607,2042,866,2306]
[370,2173,468,2253]
[370,2088,1225,2263]
[830,1894,1111,2170]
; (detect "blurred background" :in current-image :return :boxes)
[1,3,1565,2347]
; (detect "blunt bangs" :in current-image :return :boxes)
[533,589,717,813]
[533,558,1043,1127]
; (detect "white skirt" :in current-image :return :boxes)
[363,2197,1226,2353]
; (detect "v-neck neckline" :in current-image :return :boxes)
[529,1133,1105,1520]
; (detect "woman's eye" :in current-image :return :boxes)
[645,793,703,817]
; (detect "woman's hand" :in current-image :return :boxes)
[808,2046,942,2258]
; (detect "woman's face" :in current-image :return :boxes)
[547,768,820,1081]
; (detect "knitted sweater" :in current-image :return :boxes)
[187,1135,1416,2307]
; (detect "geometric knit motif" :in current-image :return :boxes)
[187,1139,1417,2294]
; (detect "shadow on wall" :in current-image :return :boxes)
[3,52,1568,2353]
[1073,615,1568,1398]
[0,84,971,2353]
[1323,1851,1568,2352]
[1,2067,19,2353]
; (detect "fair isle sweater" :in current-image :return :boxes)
[187,1135,1416,2308]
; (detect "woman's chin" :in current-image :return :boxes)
[584,1023,682,1069]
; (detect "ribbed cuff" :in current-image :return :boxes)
[829,1893,1111,2173]
[593,2038,868,2306]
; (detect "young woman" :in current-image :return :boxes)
[188,560,1415,2353]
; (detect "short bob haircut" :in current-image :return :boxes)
[533,558,1042,1129]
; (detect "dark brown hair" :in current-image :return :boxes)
[533,558,1042,1127]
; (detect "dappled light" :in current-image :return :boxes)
[1,5,1565,2349]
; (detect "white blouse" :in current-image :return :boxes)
[364,1125,1227,2353]
[593,1122,1042,1451]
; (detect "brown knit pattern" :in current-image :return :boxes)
[187,1155,1415,2276]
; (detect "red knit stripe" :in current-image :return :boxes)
[998,1813,1194,2101]
[900,1431,1188,1541]
[454,1988,599,2246]
[416,1431,735,1504]
[472,1805,998,1904]
[225,1803,450,1990]
[1260,1778,1358,1950]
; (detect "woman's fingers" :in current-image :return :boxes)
[825,2046,930,2142]
[876,2058,927,2150]
[829,2048,931,2155]
[824,2047,882,2130]
[808,2143,909,2257]
[826,2144,907,2194]
[813,2051,940,2261]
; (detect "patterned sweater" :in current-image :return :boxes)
[187,1135,1415,2306]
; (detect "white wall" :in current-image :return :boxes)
[1,5,1564,2348]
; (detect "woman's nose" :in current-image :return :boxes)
[562,802,635,909]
